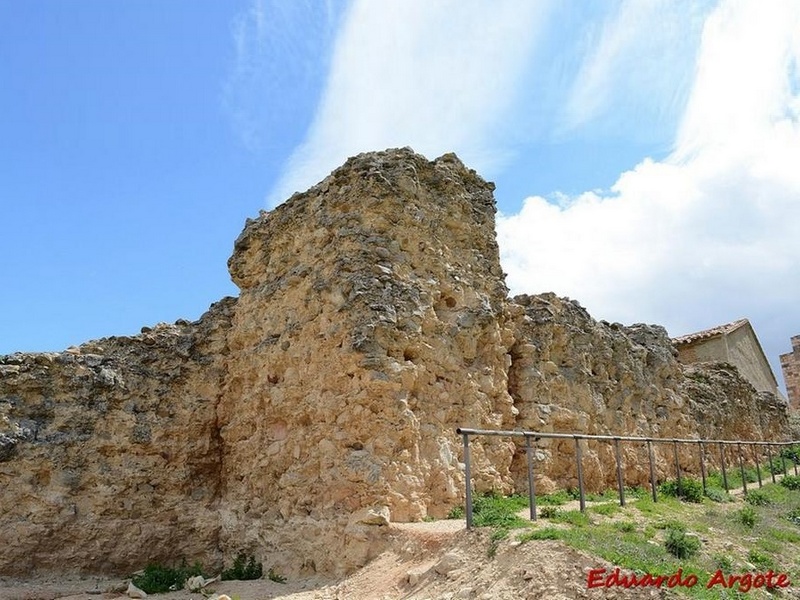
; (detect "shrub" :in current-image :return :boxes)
[131,562,203,594]
[447,506,465,519]
[713,554,733,572]
[614,521,637,533]
[222,553,263,581]
[747,549,775,571]
[267,567,286,584]
[780,475,800,490]
[745,489,771,506]
[539,505,558,519]
[736,505,758,529]
[659,478,703,503]
[705,486,731,503]
[664,526,701,559]
[787,507,800,526]
[779,445,800,463]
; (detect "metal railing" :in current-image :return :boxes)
[456,427,800,529]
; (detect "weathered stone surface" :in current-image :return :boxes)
[505,293,789,494]
[0,147,790,578]
[0,298,235,575]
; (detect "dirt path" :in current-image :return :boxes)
[0,518,669,600]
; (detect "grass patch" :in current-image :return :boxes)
[589,502,620,517]
[703,486,731,503]
[537,490,571,506]
[553,509,590,527]
[660,478,704,503]
[472,493,529,529]
[518,527,561,542]
[506,483,800,598]
[132,562,204,594]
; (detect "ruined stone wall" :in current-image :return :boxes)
[504,294,789,495]
[0,298,234,575]
[781,335,800,411]
[0,148,792,578]
[217,150,518,574]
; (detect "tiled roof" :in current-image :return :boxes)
[672,318,750,345]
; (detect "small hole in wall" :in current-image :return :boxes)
[444,296,456,308]
[403,348,419,362]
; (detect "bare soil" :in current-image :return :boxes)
[0,518,669,600]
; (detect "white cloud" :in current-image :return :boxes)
[269,0,552,204]
[561,0,713,141]
[498,0,800,380]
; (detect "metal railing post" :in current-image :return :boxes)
[526,435,536,521]
[699,441,707,496]
[454,427,800,522]
[574,436,586,513]
[647,440,657,502]
[463,432,473,529]
[768,443,776,483]
[781,445,788,476]
[614,438,625,507]
[719,442,729,492]
[738,443,747,495]
[753,444,762,488]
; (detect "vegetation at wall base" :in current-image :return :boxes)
[472,493,529,529]
[222,553,263,581]
[659,477,704,503]
[131,561,204,594]
[780,474,800,490]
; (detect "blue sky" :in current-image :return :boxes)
[2,1,799,393]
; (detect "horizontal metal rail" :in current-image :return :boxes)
[456,427,800,529]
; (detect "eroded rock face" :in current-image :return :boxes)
[217,149,517,574]
[0,148,790,578]
[0,298,234,575]
[505,293,789,495]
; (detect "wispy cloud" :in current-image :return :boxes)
[223,0,345,152]
[268,0,553,204]
[498,0,800,379]
[561,0,714,142]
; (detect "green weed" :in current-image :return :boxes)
[663,525,701,559]
[222,553,263,581]
[735,505,758,529]
[131,561,204,594]
[659,477,704,503]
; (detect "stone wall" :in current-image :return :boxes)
[0,298,234,575]
[780,335,800,411]
[0,148,792,578]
